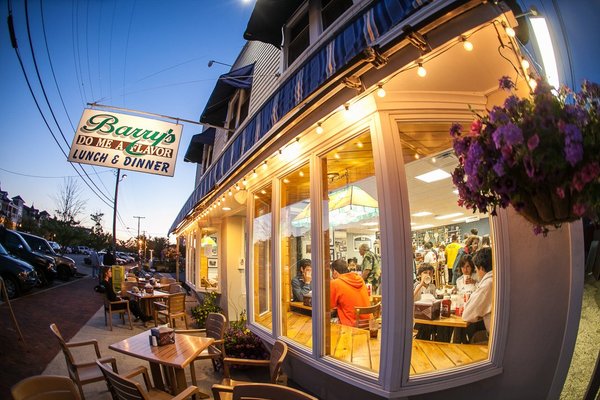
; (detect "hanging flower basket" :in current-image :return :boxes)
[451,77,600,235]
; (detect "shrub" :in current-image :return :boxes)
[224,310,269,361]
[191,291,222,328]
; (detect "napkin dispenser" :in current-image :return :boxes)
[414,299,441,320]
[151,327,175,346]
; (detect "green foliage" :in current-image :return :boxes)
[191,291,222,328]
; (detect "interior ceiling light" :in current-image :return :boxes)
[412,224,434,231]
[299,171,305,177]
[415,168,451,183]
[361,222,379,226]
[376,84,386,98]
[316,123,324,134]
[435,212,464,220]
[222,207,231,211]
[412,211,432,217]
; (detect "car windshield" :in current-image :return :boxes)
[0,242,8,255]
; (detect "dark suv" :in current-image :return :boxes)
[18,231,77,280]
[0,227,56,286]
[0,242,38,298]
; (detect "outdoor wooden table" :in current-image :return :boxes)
[109,329,214,396]
[128,290,169,317]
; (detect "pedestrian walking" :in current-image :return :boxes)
[90,249,101,278]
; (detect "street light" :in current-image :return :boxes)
[112,169,127,252]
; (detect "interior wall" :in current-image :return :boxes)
[222,216,247,322]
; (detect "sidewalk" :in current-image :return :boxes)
[43,304,224,399]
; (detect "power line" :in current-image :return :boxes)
[0,166,112,179]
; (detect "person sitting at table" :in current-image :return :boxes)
[291,259,312,302]
[102,267,151,322]
[455,254,478,294]
[330,259,371,326]
[462,247,493,338]
[413,264,436,302]
[413,264,438,340]
[347,257,359,272]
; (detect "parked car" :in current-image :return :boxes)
[76,246,91,255]
[0,242,38,299]
[0,228,56,286]
[18,231,77,280]
[116,252,135,264]
[48,241,62,253]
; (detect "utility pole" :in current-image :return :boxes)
[133,216,145,267]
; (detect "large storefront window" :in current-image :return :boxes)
[253,184,273,331]
[280,164,312,348]
[322,131,382,372]
[401,122,493,375]
[199,228,219,290]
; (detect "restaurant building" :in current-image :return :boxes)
[171,1,597,398]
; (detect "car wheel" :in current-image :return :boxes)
[58,265,70,281]
[2,275,19,299]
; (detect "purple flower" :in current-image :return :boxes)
[492,123,523,149]
[499,76,516,90]
[556,187,565,199]
[559,121,583,166]
[469,120,482,136]
[489,106,510,125]
[533,225,543,235]
[450,123,462,138]
[493,160,505,177]
[527,134,540,151]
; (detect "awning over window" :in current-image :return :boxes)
[243,0,303,48]
[183,128,216,163]
[200,63,255,127]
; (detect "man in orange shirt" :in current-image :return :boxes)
[330,259,371,326]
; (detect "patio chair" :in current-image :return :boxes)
[50,323,117,400]
[153,292,188,329]
[103,291,133,331]
[96,359,199,400]
[175,312,227,385]
[212,340,288,400]
[231,383,318,400]
[354,302,381,369]
[12,375,81,400]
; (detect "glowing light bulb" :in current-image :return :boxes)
[462,38,473,51]
[242,178,248,186]
[417,63,427,77]
[414,153,420,160]
[521,59,530,70]
[235,184,240,190]
[252,169,258,179]
[262,161,268,170]
[376,85,386,97]
[228,189,233,196]
[528,77,538,90]
[299,171,305,177]
[356,141,363,148]
[503,23,516,38]
[316,123,324,134]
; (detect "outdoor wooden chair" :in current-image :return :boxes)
[103,291,133,331]
[120,281,137,299]
[12,375,82,400]
[169,283,185,294]
[212,340,288,400]
[50,323,117,400]
[160,277,177,285]
[153,292,188,328]
[230,383,318,400]
[96,359,199,400]
[175,312,227,385]
[354,302,381,369]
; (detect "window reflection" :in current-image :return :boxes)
[401,122,493,375]
[253,185,273,331]
[322,131,382,372]
[280,164,312,348]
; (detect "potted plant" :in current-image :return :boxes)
[224,311,269,362]
[451,77,600,235]
[191,291,222,328]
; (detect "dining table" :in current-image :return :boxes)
[109,329,214,397]
[128,290,170,321]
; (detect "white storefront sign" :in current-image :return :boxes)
[68,109,183,177]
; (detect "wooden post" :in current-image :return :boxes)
[0,276,24,342]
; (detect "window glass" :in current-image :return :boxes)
[287,11,309,66]
[322,131,382,372]
[253,184,273,331]
[321,0,353,31]
[199,229,219,290]
[400,122,493,376]
[280,164,312,348]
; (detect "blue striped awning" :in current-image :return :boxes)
[170,0,422,234]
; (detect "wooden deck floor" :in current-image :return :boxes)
[258,311,489,374]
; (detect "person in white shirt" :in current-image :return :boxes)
[462,247,493,332]
[455,254,478,294]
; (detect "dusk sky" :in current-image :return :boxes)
[0,0,255,241]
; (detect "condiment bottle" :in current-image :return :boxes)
[441,296,451,318]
